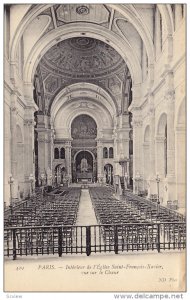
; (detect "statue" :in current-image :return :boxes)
[80,158,88,172]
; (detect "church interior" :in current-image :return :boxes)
[4,4,186,260]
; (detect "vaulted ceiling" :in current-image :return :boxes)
[34,36,129,115]
[11,3,170,116]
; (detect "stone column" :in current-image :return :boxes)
[65,139,72,182]
[36,114,52,185]
[24,118,35,196]
[148,94,157,196]
[97,139,103,182]
[132,115,143,192]
[143,142,150,191]
[10,101,18,201]
[165,75,176,202]
[155,135,165,201]
[37,129,47,183]
[175,126,185,208]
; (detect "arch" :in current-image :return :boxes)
[50,83,118,117]
[54,164,66,185]
[104,163,114,185]
[75,150,95,182]
[54,163,66,170]
[109,147,114,158]
[71,114,97,140]
[24,23,141,84]
[73,149,95,162]
[9,4,142,84]
[110,4,155,64]
[51,83,117,126]
[157,113,167,135]
[54,147,59,159]
[53,97,114,140]
[103,147,108,159]
[144,125,150,142]
[60,148,65,159]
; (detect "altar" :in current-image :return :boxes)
[76,172,93,182]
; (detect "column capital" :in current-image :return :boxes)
[24,119,35,127]
[165,90,175,102]
[10,106,18,114]
[132,120,143,128]
[155,135,165,142]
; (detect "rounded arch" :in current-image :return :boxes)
[71,114,97,140]
[110,4,155,64]
[74,149,95,162]
[54,163,66,170]
[103,147,108,159]
[144,125,150,142]
[53,97,114,139]
[157,113,167,135]
[9,4,142,85]
[104,163,114,185]
[24,23,141,85]
[50,82,117,123]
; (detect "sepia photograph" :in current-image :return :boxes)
[3,2,186,295]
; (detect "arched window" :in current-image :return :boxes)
[60,147,65,159]
[103,147,108,158]
[54,148,59,159]
[109,147,114,158]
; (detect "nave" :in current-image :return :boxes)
[4,186,186,260]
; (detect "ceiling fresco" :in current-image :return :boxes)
[35,36,130,115]
[41,37,125,79]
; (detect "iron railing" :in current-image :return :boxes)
[4,222,186,260]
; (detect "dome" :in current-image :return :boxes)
[41,37,125,79]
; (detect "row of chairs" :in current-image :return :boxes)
[4,188,81,227]
[124,191,185,223]
[89,187,148,225]
[89,187,185,247]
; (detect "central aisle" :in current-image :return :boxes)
[76,188,98,225]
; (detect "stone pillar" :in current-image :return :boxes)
[166,93,175,177]
[143,142,150,191]
[24,118,35,196]
[132,115,143,192]
[155,136,165,177]
[165,78,176,202]
[175,126,185,208]
[37,129,47,183]
[65,139,72,182]
[36,115,52,185]
[10,100,18,201]
[155,135,165,201]
[148,95,157,196]
[97,139,103,182]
